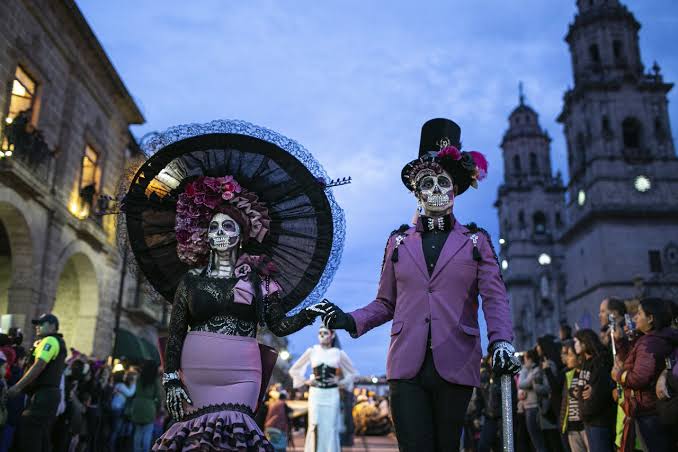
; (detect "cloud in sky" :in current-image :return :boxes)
[77,0,678,375]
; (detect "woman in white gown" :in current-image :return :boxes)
[289,326,357,452]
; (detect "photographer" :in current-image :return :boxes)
[612,298,677,452]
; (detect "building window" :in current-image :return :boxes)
[602,116,613,139]
[622,117,642,148]
[589,44,601,65]
[518,211,526,229]
[79,145,101,206]
[613,40,623,62]
[5,66,38,125]
[654,117,666,142]
[555,212,563,228]
[648,250,662,273]
[2,66,39,154]
[513,155,521,173]
[529,152,538,174]
[533,211,547,235]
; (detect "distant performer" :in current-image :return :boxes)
[321,118,520,451]
[289,325,357,452]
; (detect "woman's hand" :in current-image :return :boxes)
[165,380,192,420]
[611,358,624,383]
[656,370,670,400]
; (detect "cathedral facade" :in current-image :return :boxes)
[496,0,678,349]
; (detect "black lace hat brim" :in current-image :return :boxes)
[124,132,334,311]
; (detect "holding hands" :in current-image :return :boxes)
[318,300,356,333]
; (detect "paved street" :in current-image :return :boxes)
[290,431,398,451]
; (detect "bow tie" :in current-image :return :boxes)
[422,215,453,232]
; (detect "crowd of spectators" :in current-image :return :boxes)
[0,323,164,452]
[464,296,678,452]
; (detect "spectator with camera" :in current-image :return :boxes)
[612,298,677,452]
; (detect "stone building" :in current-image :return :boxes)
[496,0,678,349]
[0,0,167,359]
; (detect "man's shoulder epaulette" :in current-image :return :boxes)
[464,223,499,265]
[382,224,410,268]
[390,224,410,237]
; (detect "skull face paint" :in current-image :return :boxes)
[415,169,454,213]
[208,213,241,252]
[318,326,334,347]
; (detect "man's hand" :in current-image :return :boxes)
[165,380,192,420]
[582,385,592,400]
[304,301,333,317]
[489,341,520,376]
[319,301,356,333]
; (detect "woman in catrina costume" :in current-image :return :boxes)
[122,120,345,451]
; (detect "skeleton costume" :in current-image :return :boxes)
[321,119,520,452]
[123,121,345,451]
[288,327,357,452]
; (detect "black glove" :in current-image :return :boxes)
[489,340,521,376]
[320,300,356,333]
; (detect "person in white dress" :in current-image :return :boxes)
[289,326,357,452]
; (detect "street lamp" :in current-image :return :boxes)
[538,253,551,266]
[279,350,290,360]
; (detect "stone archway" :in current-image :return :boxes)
[0,201,34,327]
[52,253,99,354]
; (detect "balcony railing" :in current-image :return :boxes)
[0,117,54,189]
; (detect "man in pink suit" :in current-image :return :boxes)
[322,118,520,451]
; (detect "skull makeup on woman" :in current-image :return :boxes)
[123,121,344,451]
[289,324,357,452]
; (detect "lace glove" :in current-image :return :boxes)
[163,373,192,420]
[320,301,356,333]
[489,340,521,376]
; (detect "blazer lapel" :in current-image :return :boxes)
[401,233,429,279]
[430,222,470,281]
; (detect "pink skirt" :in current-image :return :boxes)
[153,331,272,451]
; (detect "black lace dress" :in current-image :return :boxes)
[154,271,316,452]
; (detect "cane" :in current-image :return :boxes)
[501,374,514,452]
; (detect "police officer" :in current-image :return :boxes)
[7,313,66,452]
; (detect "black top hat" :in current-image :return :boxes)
[418,118,461,157]
[401,118,487,195]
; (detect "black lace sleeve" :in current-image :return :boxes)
[164,277,190,374]
[264,292,317,337]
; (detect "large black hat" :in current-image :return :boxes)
[123,120,345,313]
[401,118,487,195]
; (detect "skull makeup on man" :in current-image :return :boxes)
[123,122,343,451]
[289,325,357,452]
[320,118,519,452]
[414,169,455,216]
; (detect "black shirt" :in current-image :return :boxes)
[420,215,453,274]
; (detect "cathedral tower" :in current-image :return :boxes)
[558,0,678,325]
[496,89,566,349]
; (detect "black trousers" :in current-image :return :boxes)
[12,387,60,452]
[389,348,473,452]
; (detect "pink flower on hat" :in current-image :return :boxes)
[437,146,462,160]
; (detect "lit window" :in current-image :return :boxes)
[79,145,101,206]
[538,253,552,265]
[6,66,37,124]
